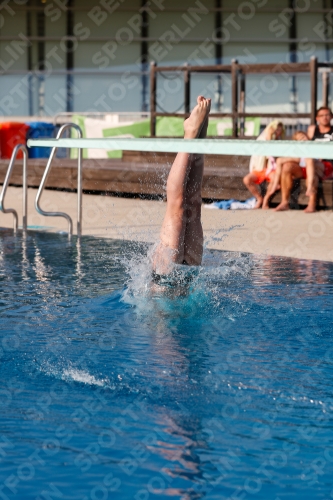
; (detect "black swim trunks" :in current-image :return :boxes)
[151,262,197,288]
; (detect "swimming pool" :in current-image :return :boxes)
[0,229,332,500]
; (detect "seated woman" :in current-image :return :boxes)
[262,131,326,213]
[243,121,285,209]
[152,96,211,280]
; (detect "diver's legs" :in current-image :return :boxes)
[158,151,193,263]
[183,154,204,265]
[153,97,210,273]
[182,98,210,265]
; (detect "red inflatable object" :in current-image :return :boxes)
[0,122,29,159]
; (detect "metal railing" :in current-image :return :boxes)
[35,123,83,236]
[150,57,327,137]
[0,144,28,232]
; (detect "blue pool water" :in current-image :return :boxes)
[0,230,332,500]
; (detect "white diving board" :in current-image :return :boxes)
[27,137,333,159]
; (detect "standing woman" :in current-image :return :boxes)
[243,120,285,208]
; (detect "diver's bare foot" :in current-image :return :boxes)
[274,202,289,211]
[197,95,211,139]
[254,196,263,209]
[304,204,316,213]
[184,97,210,139]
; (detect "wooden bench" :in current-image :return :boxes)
[0,155,331,208]
[122,151,333,207]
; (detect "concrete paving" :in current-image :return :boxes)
[1,186,332,262]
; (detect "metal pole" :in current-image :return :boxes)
[0,144,28,232]
[184,63,191,115]
[288,0,298,113]
[77,147,83,237]
[310,56,318,124]
[141,0,149,112]
[150,61,156,137]
[26,9,33,116]
[35,123,82,235]
[322,70,329,107]
[66,0,74,113]
[22,147,28,231]
[36,7,45,116]
[231,59,238,138]
[215,0,223,112]
[239,71,246,137]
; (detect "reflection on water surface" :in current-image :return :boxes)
[0,230,332,500]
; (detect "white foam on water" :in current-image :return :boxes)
[117,233,255,322]
[39,360,144,395]
[61,368,110,387]
[38,360,113,388]
[119,229,252,296]
[121,242,155,298]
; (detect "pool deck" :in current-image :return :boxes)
[1,186,333,262]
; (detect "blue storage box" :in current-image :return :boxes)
[26,122,55,158]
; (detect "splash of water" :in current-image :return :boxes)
[37,359,113,388]
[62,368,110,387]
[116,233,255,321]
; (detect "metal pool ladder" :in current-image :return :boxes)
[35,123,83,236]
[0,144,28,232]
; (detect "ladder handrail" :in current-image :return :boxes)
[35,123,83,236]
[0,144,28,232]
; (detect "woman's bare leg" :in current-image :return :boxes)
[263,157,300,209]
[262,158,284,209]
[304,159,318,213]
[243,173,263,208]
[262,173,275,209]
[305,158,315,198]
[274,162,302,211]
[153,97,210,273]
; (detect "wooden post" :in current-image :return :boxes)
[322,70,329,107]
[231,59,238,138]
[184,64,191,115]
[310,56,318,124]
[150,61,156,137]
[239,71,246,137]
